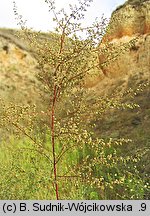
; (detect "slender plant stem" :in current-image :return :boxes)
[51,85,59,200]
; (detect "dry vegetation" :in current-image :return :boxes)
[0,0,149,200]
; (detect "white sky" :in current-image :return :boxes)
[0,0,126,32]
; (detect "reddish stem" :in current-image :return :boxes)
[51,85,59,200]
[51,28,65,200]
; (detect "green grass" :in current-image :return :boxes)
[0,134,148,200]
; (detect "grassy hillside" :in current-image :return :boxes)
[0,28,149,199]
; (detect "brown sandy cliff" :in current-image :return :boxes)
[99,0,150,81]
